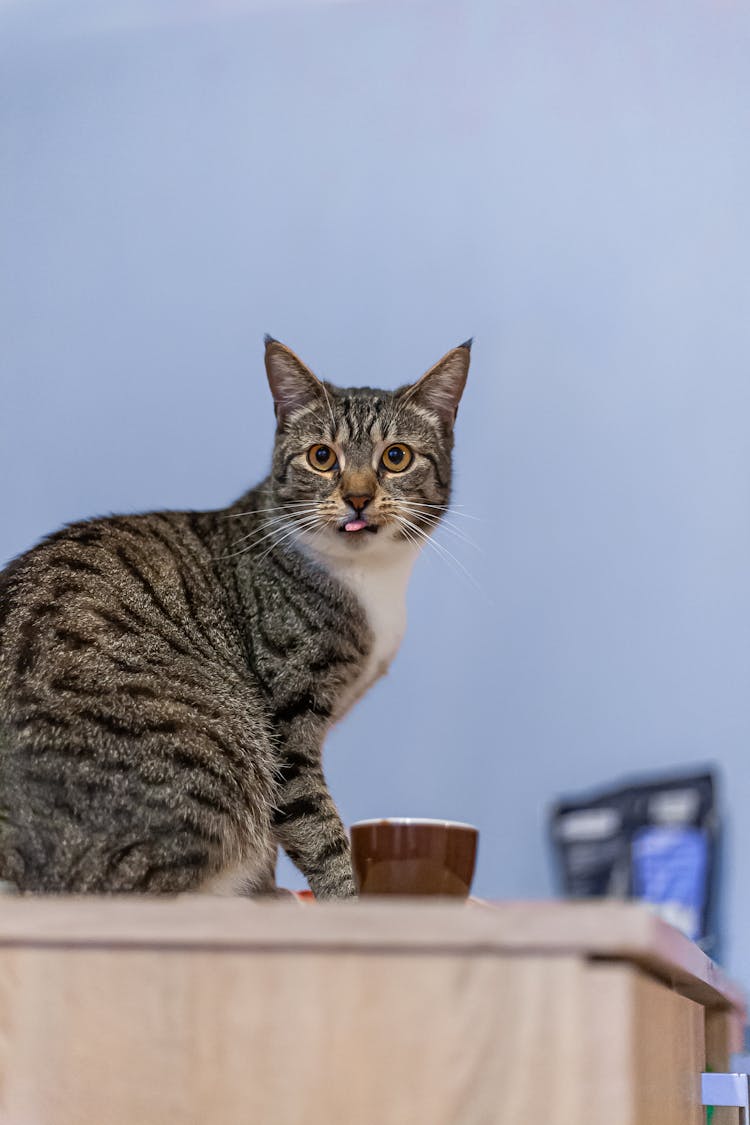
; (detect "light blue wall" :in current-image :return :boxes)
[3,0,750,981]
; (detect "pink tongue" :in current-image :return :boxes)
[344,519,368,533]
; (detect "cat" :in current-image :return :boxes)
[0,336,471,898]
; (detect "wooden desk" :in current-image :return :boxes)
[0,898,743,1124]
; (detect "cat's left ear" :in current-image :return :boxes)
[264,335,327,426]
[399,340,472,426]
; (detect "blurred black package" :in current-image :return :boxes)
[549,770,720,958]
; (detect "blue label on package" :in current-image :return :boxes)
[631,826,708,942]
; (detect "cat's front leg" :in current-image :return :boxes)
[273,737,355,900]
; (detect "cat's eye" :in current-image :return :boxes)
[381,443,413,473]
[307,444,339,472]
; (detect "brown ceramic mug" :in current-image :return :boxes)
[350,818,479,898]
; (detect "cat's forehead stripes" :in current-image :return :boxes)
[300,386,434,449]
[329,388,396,443]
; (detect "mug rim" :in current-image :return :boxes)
[350,817,478,832]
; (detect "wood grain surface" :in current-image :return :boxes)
[0,899,741,1124]
[0,897,740,1011]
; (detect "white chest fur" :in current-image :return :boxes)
[325,543,419,720]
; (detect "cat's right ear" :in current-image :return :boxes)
[264,336,325,427]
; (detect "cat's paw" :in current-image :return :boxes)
[314,878,358,901]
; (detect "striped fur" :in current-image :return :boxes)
[0,339,470,897]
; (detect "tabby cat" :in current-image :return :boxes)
[0,337,471,897]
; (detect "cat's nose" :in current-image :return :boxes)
[345,494,372,515]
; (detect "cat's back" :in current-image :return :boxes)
[0,508,249,705]
[0,509,280,894]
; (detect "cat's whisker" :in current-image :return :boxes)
[219,510,324,562]
[223,501,321,519]
[400,501,481,522]
[251,510,322,548]
[256,515,323,563]
[305,409,338,442]
[216,512,308,559]
[223,516,303,555]
[392,514,486,596]
[319,384,338,440]
[394,501,481,534]
[390,501,481,551]
[412,521,479,552]
[406,506,481,525]
[414,519,480,551]
[214,528,290,561]
[230,507,322,547]
[247,506,321,515]
[395,520,424,556]
[398,517,470,576]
